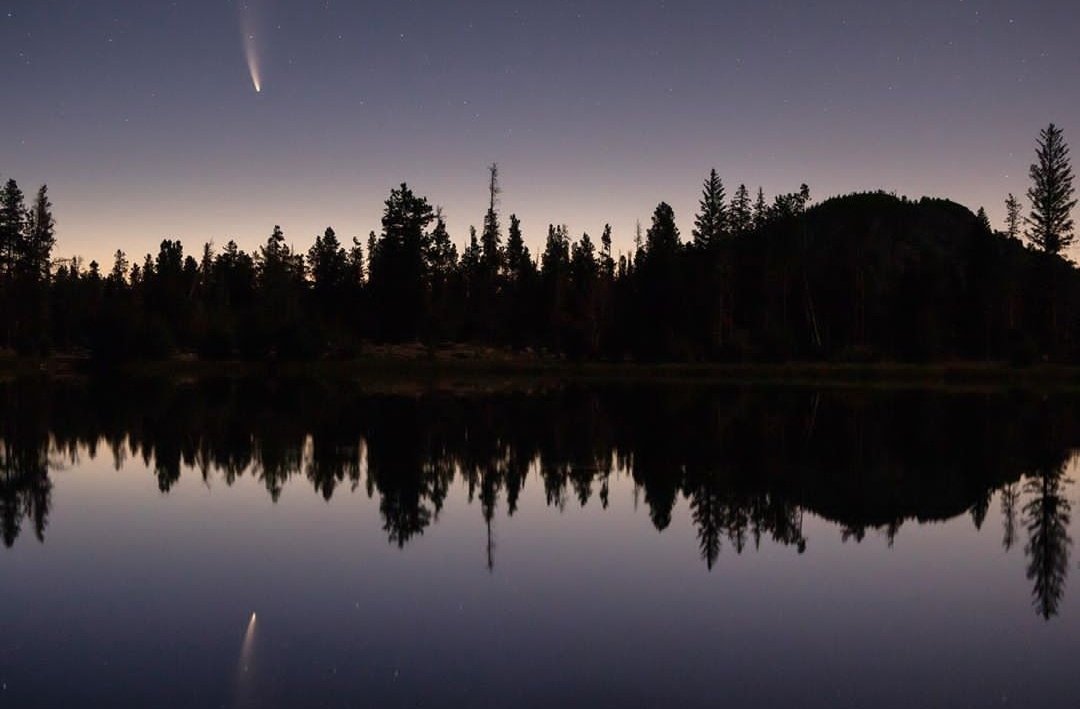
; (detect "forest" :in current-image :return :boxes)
[0,124,1076,365]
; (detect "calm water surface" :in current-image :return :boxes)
[1,378,1079,708]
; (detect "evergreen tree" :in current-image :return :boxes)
[461,226,482,278]
[0,179,26,280]
[600,224,615,279]
[730,184,752,237]
[645,202,681,258]
[1005,193,1023,240]
[752,187,768,231]
[307,227,348,296]
[255,225,305,351]
[348,237,365,285]
[480,164,503,276]
[541,224,571,274]
[257,226,295,282]
[771,184,812,220]
[366,231,377,278]
[571,232,598,283]
[633,220,645,267]
[639,202,684,359]
[504,214,531,280]
[1026,123,1077,254]
[368,184,435,340]
[213,240,256,308]
[693,169,727,249]
[24,186,55,282]
[426,212,458,281]
[540,224,571,346]
[108,250,129,286]
[976,207,992,232]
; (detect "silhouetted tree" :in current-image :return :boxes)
[23,186,55,281]
[730,184,753,237]
[644,202,680,259]
[308,227,348,298]
[1005,193,1023,240]
[693,169,727,249]
[1027,123,1077,254]
[0,179,26,282]
[600,224,615,279]
[752,187,768,230]
[108,250,129,287]
[504,214,530,281]
[368,184,435,341]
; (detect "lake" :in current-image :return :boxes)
[1,377,1078,708]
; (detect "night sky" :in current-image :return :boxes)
[2,0,1079,264]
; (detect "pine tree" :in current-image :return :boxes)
[504,213,530,280]
[771,184,812,220]
[633,220,644,267]
[0,179,26,280]
[366,232,377,278]
[571,232,598,283]
[198,242,215,292]
[752,187,768,231]
[258,226,288,277]
[480,164,503,276]
[645,202,680,258]
[1005,193,1023,240]
[308,227,348,296]
[109,250,129,286]
[461,226,482,277]
[692,169,727,249]
[541,224,570,275]
[24,186,55,282]
[348,237,365,285]
[600,224,615,279]
[1026,123,1077,254]
[976,207,992,232]
[729,184,752,237]
[426,212,458,280]
[369,184,436,339]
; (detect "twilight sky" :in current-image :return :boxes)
[2,0,1079,265]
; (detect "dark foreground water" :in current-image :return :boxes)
[1,377,1080,708]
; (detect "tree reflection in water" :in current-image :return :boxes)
[0,377,1077,618]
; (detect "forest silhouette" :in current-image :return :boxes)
[0,378,1075,619]
[0,124,1078,364]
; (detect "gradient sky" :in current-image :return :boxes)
[2,0,1079,265]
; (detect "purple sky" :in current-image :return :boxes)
[2,0,1079,265]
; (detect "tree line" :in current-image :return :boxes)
[1,123,1076,363]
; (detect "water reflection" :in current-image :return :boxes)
[1,378,1078,620]
[1025,460,1073,619]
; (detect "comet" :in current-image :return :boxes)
[245,33,262,93]
[237,2,263,93]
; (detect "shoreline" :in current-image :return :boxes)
[7,350,1080,390]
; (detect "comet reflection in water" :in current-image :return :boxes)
[234,612,258,706]
[239,612,257,672]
